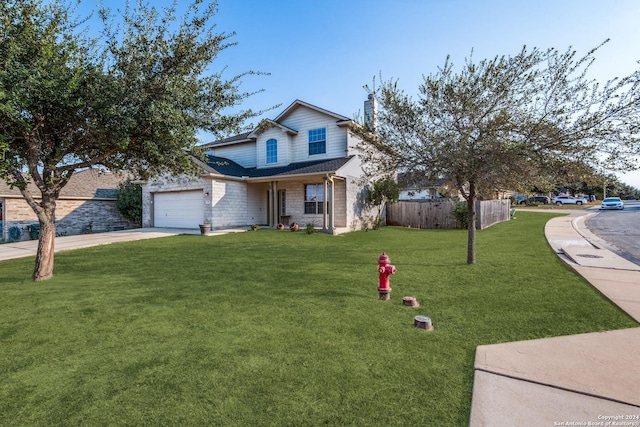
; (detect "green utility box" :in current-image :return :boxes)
[30,223,40,240]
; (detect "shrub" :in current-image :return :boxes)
[115,179,142,223]
[451,201,468,229]
[366,177,400,228]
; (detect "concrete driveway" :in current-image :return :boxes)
[0,227,247,262]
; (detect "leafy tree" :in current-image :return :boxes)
[615,182,640,200]
[366,176,400,229]
[350,43,640,264]
[115,178,142,224]
[601,178,640,200]
[0,0,265,280]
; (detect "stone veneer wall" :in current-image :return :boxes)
[142,175,262,229]
[1,197,138,242]
[346,176,376,231]
[211,180,248,228]
[138,174,372,233]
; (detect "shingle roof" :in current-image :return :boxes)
[204,132,253,148]
[205,155,354,179]
[0,169,129,199]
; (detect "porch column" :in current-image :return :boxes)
[328,178,335,232]
[271,181,278,227]
[323,178,328,231]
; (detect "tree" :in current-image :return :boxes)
[0,0,266,281]
[366,176,400,229]
[350,43,640,264]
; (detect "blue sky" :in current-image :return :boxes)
[78,0,640,187]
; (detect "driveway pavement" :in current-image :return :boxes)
[0,227,246,262]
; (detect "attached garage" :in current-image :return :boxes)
[153,190,204,228]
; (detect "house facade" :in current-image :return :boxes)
[0,169,137,242]
[141,100,377,234]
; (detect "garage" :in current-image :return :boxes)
[153,190,204,228]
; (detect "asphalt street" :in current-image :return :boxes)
[585,200,640,266]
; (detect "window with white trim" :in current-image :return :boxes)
[304,183,327,214]
[266,138,277,163]
[308,128,326,155]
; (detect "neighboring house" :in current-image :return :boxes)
[141,99,377,234]
[399,185,443,201]
[398,176,450,201]
[0,169,137,242]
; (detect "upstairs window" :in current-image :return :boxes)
[308,128,326,155]
[266,138,277,163]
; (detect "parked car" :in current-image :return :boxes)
[518,196,550,205]
[600,197,624,210]
[532,195,550,204]
[552,196,584,206]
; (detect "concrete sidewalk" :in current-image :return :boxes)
[0,227,247,262]
[469,214,640,426]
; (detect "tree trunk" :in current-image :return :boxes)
[33,198,57,282]
[466,182,477,265]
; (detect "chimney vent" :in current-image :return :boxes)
[364,93,378,134]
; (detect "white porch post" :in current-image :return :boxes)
[328,178,334,232]
[323,179,328,231]
[271,181,278,227]
[322,177,335,233]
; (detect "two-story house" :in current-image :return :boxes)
[141,99,377,234]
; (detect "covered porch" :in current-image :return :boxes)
[258,174,347,234]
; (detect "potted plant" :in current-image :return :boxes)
[290,222,299,232]
[199,219,211,235]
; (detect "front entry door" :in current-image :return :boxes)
[278,190,289,225]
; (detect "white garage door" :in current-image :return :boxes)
[154,191,204,228]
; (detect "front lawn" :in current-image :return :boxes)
[0,212,636,426]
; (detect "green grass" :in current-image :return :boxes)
[0,212,636,426]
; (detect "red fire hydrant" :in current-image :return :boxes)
[377,252,396,300]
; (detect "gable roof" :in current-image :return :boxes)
[203,155,354,180]
[274,99,352,123]
[0,169,128,199]
[247,119,298,139]
[203,100,354,149]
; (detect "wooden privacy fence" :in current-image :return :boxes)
[475,199,511,229]
[386,199,511,230]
